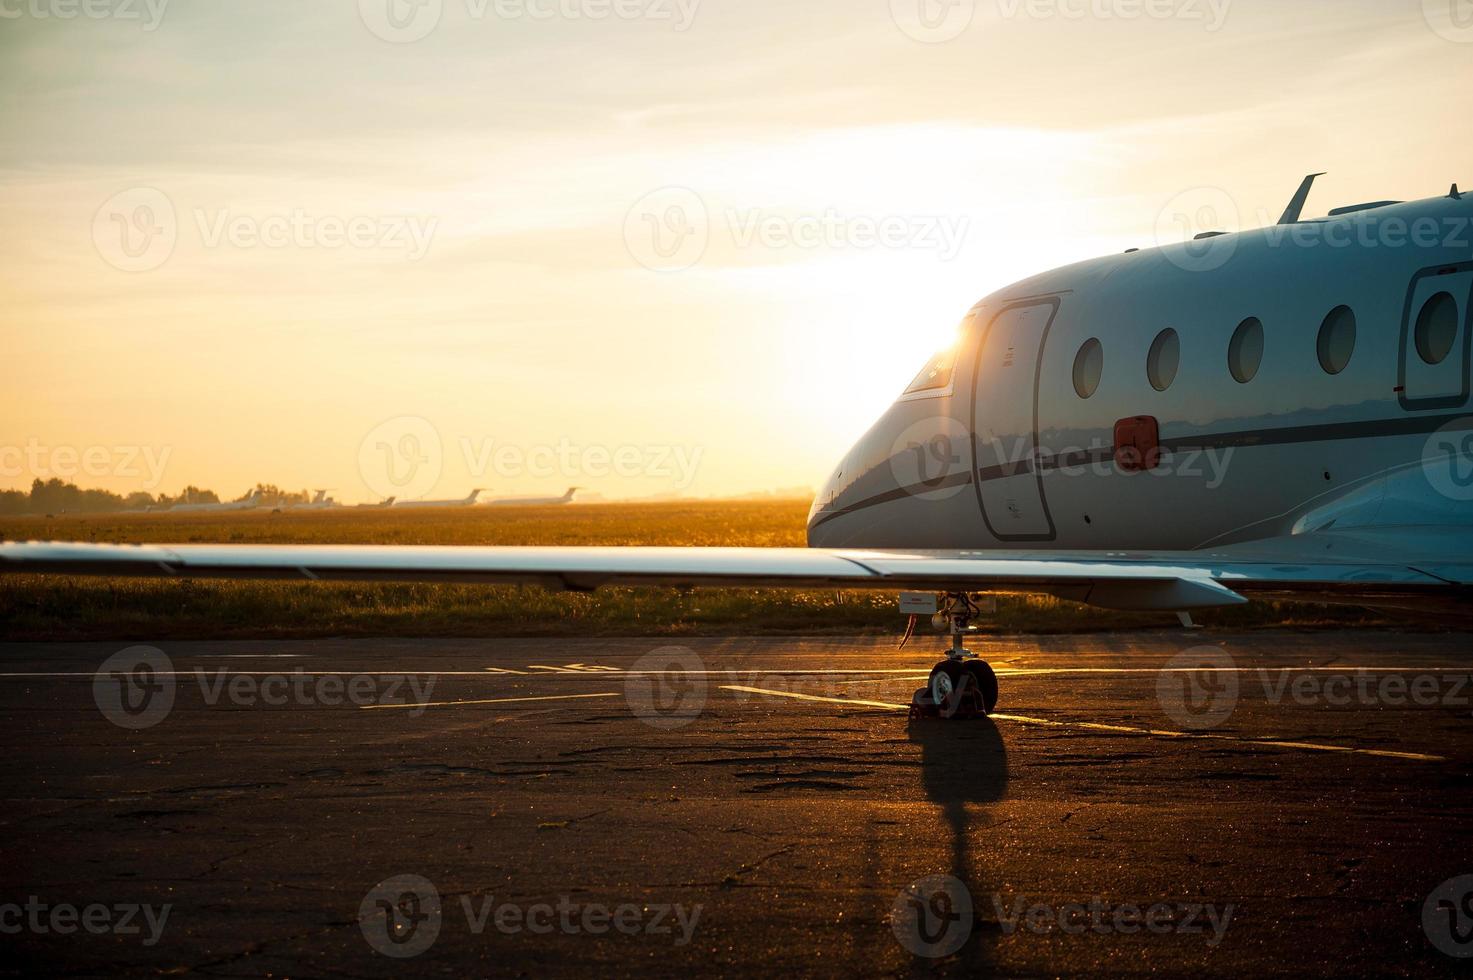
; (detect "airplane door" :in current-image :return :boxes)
[1400,261,1473,410]
[970,299,1059,541]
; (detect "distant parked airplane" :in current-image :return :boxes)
[391,489,486,509]
[288,490,339,511]
[168,489,262,514]
[486,487,581,506]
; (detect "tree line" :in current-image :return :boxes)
[0,479,318,516]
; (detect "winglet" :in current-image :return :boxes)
[1279,173,1326,224]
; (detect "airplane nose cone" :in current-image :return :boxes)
[805,494,828,548]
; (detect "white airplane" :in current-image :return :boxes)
[287,490,339,511]
[485,487,582,506]
[354,496,396,509]
[6,176,1471,720]
[390,489,487,509]
[167,489,262,514]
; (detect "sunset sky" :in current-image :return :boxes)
[2,0,1470,502]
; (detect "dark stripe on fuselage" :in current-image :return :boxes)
[808,410,1473,532]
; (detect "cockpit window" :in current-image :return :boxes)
[904,349,956,395]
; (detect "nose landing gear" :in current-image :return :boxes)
[909,593,1000,721]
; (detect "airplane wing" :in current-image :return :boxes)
[3,528,1469,612]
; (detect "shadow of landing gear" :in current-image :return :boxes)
[902,716,1009,975]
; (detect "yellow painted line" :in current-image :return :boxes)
[724,687,1447,763]
[361,692,619,711]
[996,667,1473,676]
[721,685,910,711]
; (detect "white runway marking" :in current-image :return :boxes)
[720,686,1448,763]
[0,668,938,679]
[361,692,620,710]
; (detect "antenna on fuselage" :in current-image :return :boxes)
[1278,172,1326,224]
[1453,184,1463,201]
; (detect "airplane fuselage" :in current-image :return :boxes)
[808,192,1473,553]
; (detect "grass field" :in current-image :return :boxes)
[0,499,1397,640]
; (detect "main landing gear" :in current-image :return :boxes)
[909,593,1000,721]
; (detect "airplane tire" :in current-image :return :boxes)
[927,660,998,719]
[928,660,972,719]
[963,660,999,715]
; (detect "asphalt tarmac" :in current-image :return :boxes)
[2,631,1472,977]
